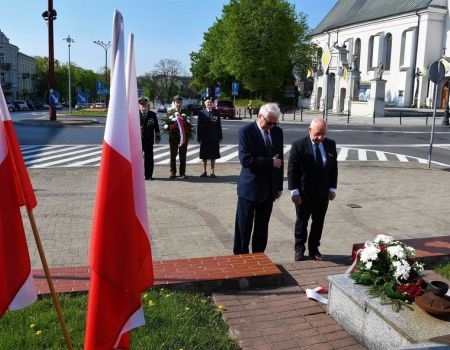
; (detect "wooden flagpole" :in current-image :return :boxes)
[27,209,73,350]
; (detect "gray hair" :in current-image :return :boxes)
[258,103,281,119]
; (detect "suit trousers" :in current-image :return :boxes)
[294,196,329,254]
[169,140,188,176]
[142,138,154,179]
[233,195,273,254]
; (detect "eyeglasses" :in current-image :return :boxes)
[262,115,279,126]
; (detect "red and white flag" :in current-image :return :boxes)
[0,83,37,318]
[84,10,154,350]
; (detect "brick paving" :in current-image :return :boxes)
[19,136,450,349]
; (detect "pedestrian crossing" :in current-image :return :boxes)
[19,144,443,168]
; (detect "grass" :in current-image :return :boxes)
[0,289,239,350]
[435,262,450,280]
[66,109,107,117]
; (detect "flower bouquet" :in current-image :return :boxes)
[350,234,427,311]
[162,109,195,144]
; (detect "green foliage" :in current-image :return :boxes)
[0,290,239,349]
[435,262,450,279]
[190,0,315,101]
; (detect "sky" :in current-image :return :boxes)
[0,0,336,76]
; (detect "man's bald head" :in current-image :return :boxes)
[309,118,327,144]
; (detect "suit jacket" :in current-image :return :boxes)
[197,109,222,142]
[287,136,338,200]
[140,110,160,144]
[237,122,284,203]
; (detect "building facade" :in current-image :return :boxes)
[0,29,36,101]
[309,0,450,116]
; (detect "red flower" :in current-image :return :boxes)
[169,124,177,130]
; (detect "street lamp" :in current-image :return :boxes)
[63,35,74,113]
[93,40,111,99]
[42,0,57,120]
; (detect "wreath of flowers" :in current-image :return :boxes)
[350,234,427,311]
[162,109,195,140]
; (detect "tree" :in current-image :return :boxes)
[140,59,186,103]
[191,0,315,101]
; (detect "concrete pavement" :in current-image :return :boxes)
[24,160,450,269]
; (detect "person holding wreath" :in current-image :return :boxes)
[162,95,194,179]
[197,99,223,178]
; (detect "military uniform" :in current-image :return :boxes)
[140,109,160,179]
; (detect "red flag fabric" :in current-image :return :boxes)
[84,11,153,350]
[0,83,37,317]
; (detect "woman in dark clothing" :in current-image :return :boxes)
[197,99,223,177]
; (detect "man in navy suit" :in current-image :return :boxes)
[233,103,284,255]
[288,118,338,261]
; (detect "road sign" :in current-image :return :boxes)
[49,90,60,107]
[428,61,445,84]
[321,44,332,73]
[232,82,239,96]
[215,86,221,97]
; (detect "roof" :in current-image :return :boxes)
[311,0,432,35]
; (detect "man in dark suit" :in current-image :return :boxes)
[139,96,160,180]
[288,118,338,261]
[233,103,283,255]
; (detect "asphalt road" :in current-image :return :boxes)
[11,110,450,165]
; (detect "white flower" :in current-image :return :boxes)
[364,261,373,270]
[171,116,177,122]
[163,124,168,129]
[187,118,191,123]
[404,246,415,255]
[374,234,393,244]
[392,260,411,280]
[387,245,405,259]
[360,244,380,263]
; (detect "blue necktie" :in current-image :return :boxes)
[315,144,323,167]
[264,131,272,155]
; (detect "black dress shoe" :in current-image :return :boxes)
[294,251,304,261]
[309,251,323,261]
[210,173,217,178]
[200,172,207,177]
[169,174,176,179]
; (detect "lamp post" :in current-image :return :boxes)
[93,40,111,100]
[42,0,57,120]
[63,35,74,113]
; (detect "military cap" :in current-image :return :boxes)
[138,96,149,103]
[172,95,183,101]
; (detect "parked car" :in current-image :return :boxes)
[33,102,44,110]
[95,102,106,109]
[75,102,87,110]
[13,100,29,111]
[7,101,15,112]
[185,103,203,116]
[215,100,236,119]
[26,101,37,111]
[157,104,172,113]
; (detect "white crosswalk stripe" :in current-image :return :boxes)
[18,144,448,168]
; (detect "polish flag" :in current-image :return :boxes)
[84,10,154,350]
[0,83,37,318]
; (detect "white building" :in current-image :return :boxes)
[309,0,450,116]
[0,29,36,101]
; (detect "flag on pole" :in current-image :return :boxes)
[342,66,348,80]
[0,83,37,318]
[84,10,154,350]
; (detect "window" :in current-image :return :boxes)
[368,36,374,69]
[354,38,361,71]
[385,34,392,71]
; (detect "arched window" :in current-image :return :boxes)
[354,38,361,71]
[368,36,374,69]
[385,33,392,71]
